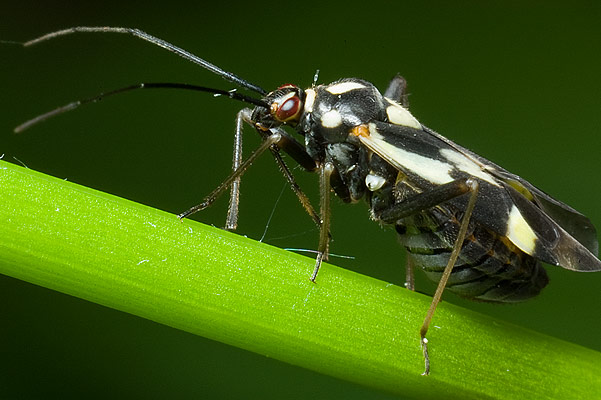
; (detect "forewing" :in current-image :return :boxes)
[502,182,601,271]
[423,124,600,256]
[492,169,599,256]
[355,121,601,271]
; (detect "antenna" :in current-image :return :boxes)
[22,26,267,95]
[14,83,269,133]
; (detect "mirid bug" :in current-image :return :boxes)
[14,27,601,375]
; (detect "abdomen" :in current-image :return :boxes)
[396,206,549,303]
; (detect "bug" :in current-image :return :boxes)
[15,27,601,375]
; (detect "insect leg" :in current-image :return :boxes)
[238,109,321,228]
[383,74,409,108]
[225,110,246,230]
[422,179,479,376]
[310,162,335,282]
[268,147,322,228]
[182,118,324,233]
[405,257,415,291]
[377,177,479,374]
[379,178,476,224]
[178,130,283,219]
[262,137,333,256]
[262,129,317,172]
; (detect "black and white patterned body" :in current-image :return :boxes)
[254,77,600,302]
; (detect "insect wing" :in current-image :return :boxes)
[491,169,599,257]
[356,121,601,271]
[423,124,600,258]
[501,181,601,271]
[356,121,515,236]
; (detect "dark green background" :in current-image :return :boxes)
[2,2,600,399]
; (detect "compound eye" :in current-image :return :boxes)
[274,96,302,123]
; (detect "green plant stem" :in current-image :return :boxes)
[0,159,599,399]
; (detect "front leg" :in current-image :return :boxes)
[225,109,247,230]
[224,109,323,230]
[310,161,335,282]
[178,129,285,219]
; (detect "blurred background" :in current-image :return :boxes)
[1,1,600,398]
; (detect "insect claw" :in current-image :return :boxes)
[310,252,325,282]
[421,336,430,376]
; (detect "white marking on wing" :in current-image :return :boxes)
[363,123,454,184]
[440,148,500,186]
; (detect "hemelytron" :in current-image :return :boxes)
[15,27,601,375]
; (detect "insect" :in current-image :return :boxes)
[15,27,601,375]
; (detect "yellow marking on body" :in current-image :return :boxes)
[506,179,535,201]
[499,236,518,252]
[384,100,421,129]
[506,205,537,255]
[395,170,408,185]
[351,125,370,137]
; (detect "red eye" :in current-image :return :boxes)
[275,96,301,122]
